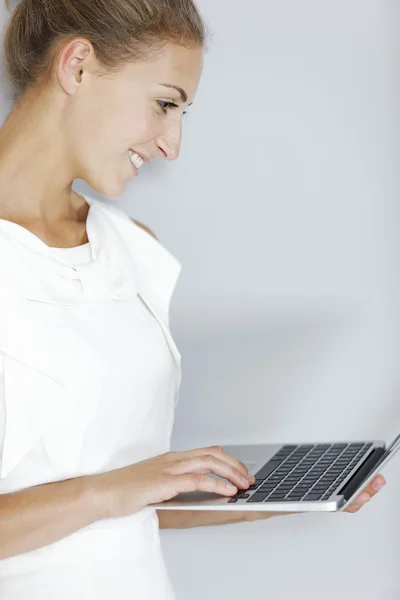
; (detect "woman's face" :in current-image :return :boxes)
[57,41,204,198]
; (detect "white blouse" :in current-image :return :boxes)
[0,194,182,599]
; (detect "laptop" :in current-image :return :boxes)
[151,433,400,512]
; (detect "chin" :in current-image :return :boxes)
[85,174,127,201]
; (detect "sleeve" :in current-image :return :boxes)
[92,198,183,326]
[129,220,183,326]
[0,299,85,481]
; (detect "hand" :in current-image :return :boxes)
[92,445,255,519]
[342,473,386,513]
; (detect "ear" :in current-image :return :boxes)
[56,38,91,95]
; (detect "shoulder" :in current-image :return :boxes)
[130,218,158,241]
[83,194,158,241]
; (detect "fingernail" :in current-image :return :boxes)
[373,483,385,491]
[226,483,236,490]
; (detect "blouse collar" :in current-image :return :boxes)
[0,194,140,305]
[0,194,182,319]
[0,192,182,377]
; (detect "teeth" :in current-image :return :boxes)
[128,150,144,169]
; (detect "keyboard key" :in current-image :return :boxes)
[303,493,323,501]
[286,495,304,501]
[254,459,283,481]
[247,492,269,503]
[267,493,287,500]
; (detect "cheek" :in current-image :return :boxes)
[127,108,161,146]
[72,109,121,162]
[72,96,161,160]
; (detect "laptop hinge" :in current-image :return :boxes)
[338,447,386,501]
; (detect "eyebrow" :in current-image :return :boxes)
[159,83,193,106]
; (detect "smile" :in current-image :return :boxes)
[128,150,145,169]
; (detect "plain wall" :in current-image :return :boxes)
[1,0,399,598]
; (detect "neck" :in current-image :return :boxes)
[0,87,83,223]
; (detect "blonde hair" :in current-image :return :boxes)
[3,0,208,97]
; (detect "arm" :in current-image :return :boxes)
[0,476,104,559]
[157,509,287,529]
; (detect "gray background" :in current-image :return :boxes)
[1,0,399,598]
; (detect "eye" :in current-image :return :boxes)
[157,100,187,116]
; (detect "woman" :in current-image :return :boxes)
[0,0,387,598]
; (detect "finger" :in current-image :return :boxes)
[170,454,252,490]
[368,474,387,493]
[344,503,363,514]
[344,474,386,513]
[173,446,254,482]
[352,474,387,504]
[178,472,239,497]
[344,491,371,513]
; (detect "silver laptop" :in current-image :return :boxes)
[152,434,400,513]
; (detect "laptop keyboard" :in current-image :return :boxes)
[227,442,373,503]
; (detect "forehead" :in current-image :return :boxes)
[124,43,204,101]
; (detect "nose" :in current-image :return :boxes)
[155,120,182,161]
